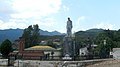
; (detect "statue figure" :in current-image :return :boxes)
[67,17,73,37]
[63,17,74,60]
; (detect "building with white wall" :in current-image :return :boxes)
[113,48,120,59]
[79,47,88,56]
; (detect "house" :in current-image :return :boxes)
[79,47,88,56]
[9,37,44,60]
[40,41,47,45]
[25,46,61,60]
[9,37,61,60]
[112,48,120,59]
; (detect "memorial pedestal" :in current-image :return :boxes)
[63,36,74,60]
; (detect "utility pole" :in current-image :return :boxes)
[72,32,76,60]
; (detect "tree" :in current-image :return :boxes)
[31,24,40,46]
[113,30,120,48]
[22,24,40,48]
[0,39,13,58]
[95,30,114,58]
[47,40,57,49]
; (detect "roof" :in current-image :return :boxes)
[113,48,120,52]
[9,51,18,56]
[24,46,57,51]
[21,52,43,57]
[31,46,53,49]
[53,42,61,45]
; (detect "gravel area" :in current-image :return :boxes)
[86,59,120,67]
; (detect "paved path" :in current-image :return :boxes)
[86,59,120,67]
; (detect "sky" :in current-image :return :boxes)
[0,0,120,33]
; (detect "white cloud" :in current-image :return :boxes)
[11,0,62,19]
[0,19,27,29]
[76,16,86,26]
[63,5,69,11]
[33,20,55,27]
[93,22,115,30]
[77,16,86,23]
[0,17,57,30]
[0,0,62,30]
[73,16,86,32]
[0,0,13,14]
[0,22,27,29]
[44,17,55,21]
[0,20,4,25]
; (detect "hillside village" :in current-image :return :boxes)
[0,23,120,67]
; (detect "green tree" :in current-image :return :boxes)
[31,24,40,46]
[0,39,13,58]
[47,40,57,49]
[22,24,40,48]
[113,30,120,47]
[22,25,33,48]
[95,30,114,58]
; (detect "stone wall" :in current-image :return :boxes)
[0,59,8,66]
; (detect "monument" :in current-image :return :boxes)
[67,17,73,37]
[62,17,74,60]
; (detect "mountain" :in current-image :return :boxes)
[0,28,105,43]
[75,28,104,41]
[0,29,23,43]
[0,29,64,43]
[86,28,104,32]
[40,30,64,36]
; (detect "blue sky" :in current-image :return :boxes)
[0,0,120,33]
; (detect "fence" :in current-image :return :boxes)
[16,55,102,61]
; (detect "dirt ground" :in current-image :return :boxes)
[86,59,120,67]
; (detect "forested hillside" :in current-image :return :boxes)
[0,29,63,43]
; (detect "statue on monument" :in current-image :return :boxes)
[67,17,73,37]
[62,17,73,60]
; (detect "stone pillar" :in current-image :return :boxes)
[18,37,25,52]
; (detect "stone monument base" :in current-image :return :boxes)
[63,36,74,60]
[62,54,72,60]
